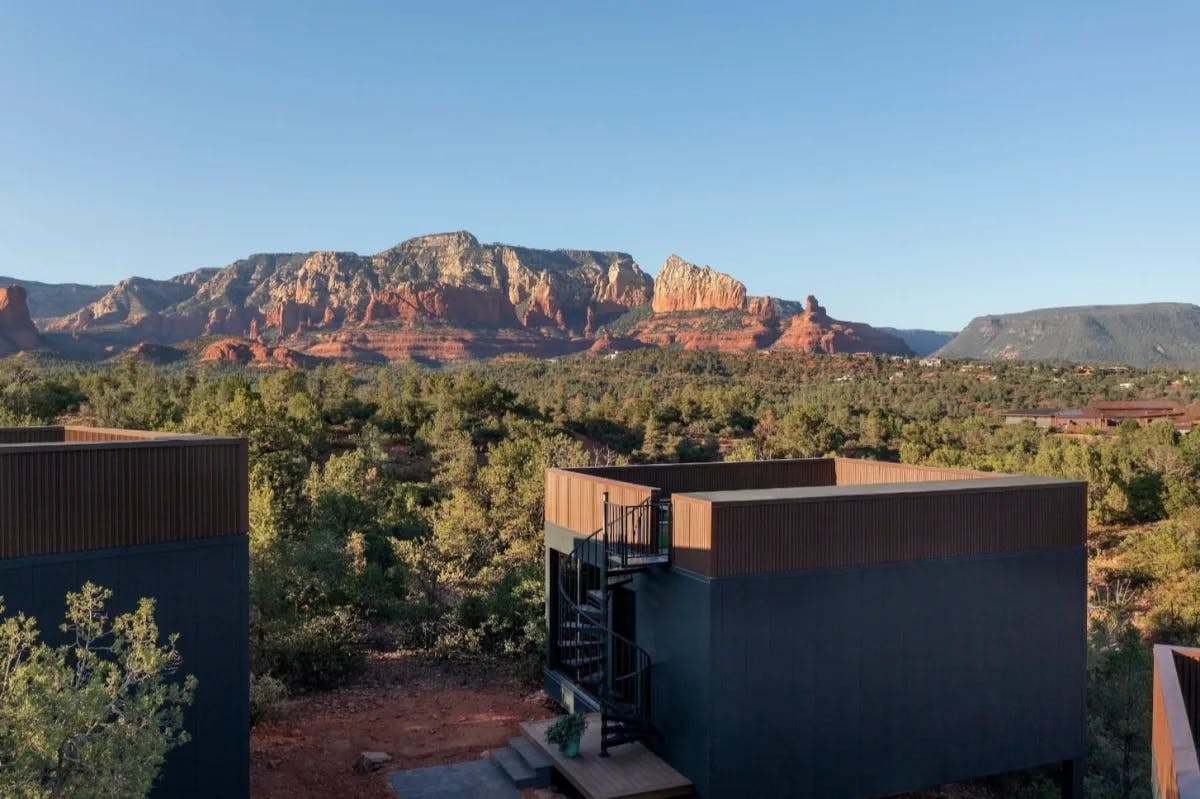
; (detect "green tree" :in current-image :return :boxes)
[0,584,196,799]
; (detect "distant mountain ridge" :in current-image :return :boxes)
[937,303,1200,365]
[0,276,110,319]
[0,231,912,363]
[877,328,956,357]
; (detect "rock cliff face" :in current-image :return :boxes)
[6,233,912,362]
[199,338,324,369]
[628,256,911,355]
[651,255,747,313]
[0,276,110,320]
[0,286,40,356]
[770,296,913,356]
[37,233,652,356]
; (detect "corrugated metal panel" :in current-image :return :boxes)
[707,482,1086,577]
[0,430,248,559]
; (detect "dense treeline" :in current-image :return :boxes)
[1,349,1198,799]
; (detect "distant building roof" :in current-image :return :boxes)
[1003,399,1200,429]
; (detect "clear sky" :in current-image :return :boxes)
[1,2,1196,330]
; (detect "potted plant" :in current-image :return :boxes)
[544,711,588,757]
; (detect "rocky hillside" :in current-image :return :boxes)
[32,232,652,358]
[937,303,1200,365]
[0,276,109,320]
[651,255,748,312]
[0,286,40,356]
[2,232,914,362]
[878,328,956,357]
[627,256,910,355]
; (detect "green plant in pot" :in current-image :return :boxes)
[544,711,588,757]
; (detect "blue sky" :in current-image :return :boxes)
[1,2,1196,330]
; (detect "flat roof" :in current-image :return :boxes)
[679,476,1080,505]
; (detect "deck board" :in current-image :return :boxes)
[520,715,692,799]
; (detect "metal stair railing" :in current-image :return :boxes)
[554,498,667,755]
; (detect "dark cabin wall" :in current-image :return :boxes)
[0,535,250,799]
[633,566,715,797]
[705,546,1086,799]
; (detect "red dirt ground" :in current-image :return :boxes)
[251,653,556,799]
[252,653,1028,799]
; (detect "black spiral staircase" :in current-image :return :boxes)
[555,493,671,756]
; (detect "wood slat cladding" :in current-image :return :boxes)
[0,428,248,559]
[705,482,1085,577]
[833,458,987,484]
[1152,645,1200,799]
[549,459,1085,576]
[571,459,835,496]
[545,468,655,536]
[62,426,175,442]
[670,494,712,574]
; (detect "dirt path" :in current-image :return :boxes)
[251,653,555,799]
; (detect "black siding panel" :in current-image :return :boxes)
[704,547,1086,799]
[634,567,714,797]
[0,536,250,799]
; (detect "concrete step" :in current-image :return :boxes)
[487,745,547,789]
[388,758,518,798]
[508,736,554,783]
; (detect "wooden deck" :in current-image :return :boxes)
[520,715,693,799]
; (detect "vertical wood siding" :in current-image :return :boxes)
[670,494,712,574]
[545,469,656,536]
[549,460,1084,577]
[833,458,988,484]
[62,426,178,442]
[0,435,248,559]
[1152,646,1200,799]
[707,483,1085,576]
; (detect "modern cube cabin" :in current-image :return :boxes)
[0,426,249,799]
[544,458,1087,799]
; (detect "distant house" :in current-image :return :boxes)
[542,459,1086,798]
[1004,400,1200,432]
[0,426,249,799]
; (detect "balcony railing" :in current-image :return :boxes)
[602,494,671,569]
